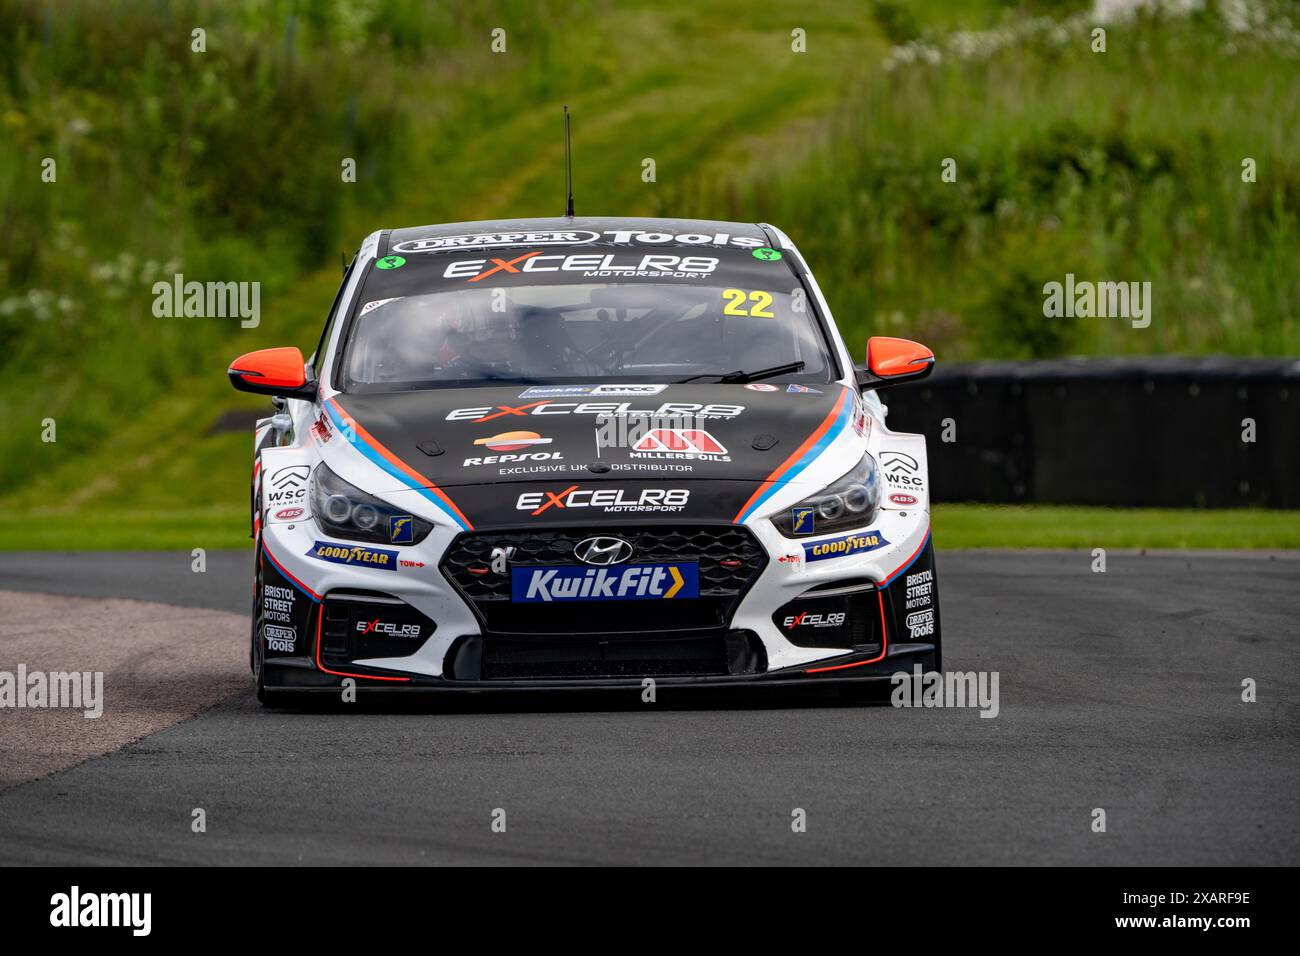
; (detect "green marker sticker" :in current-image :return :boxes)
[752,247,782,261]
[376,255,406,270]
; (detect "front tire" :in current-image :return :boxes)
[254,643,298,708]
[250,559,285,707]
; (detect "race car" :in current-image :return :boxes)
[229,217,940,704]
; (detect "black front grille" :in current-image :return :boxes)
[441,525,767,636]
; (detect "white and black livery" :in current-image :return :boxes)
[229,217,941,703]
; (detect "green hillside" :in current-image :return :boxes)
[2,0,1298,548]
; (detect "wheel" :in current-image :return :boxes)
[249,592,259,674]
[253,610,274,706]
[254,640,299,708]
[250,562,282,707]
[255,658,284,707]
[255,651,271,704]
[249,535,262,674]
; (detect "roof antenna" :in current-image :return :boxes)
[563,105,575,218]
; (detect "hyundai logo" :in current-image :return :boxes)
[573,536,634,566]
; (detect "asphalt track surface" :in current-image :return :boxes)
[0,549,1296,865]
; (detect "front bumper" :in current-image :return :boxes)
[256,508,939,692]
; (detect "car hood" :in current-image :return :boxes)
[320,383,857,529]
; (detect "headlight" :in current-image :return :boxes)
[309,463,433,545]
[770,452,881,538]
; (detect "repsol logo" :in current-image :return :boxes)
[464,452,562,466]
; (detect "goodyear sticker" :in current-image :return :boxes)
[389,515,415,544]
[306,541,398,571]
[802,530,890,562]
[791,506,816,535]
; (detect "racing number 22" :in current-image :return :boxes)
[722,288,775,319]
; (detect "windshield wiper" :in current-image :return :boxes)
[676,361,806,385]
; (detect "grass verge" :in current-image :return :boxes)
[2,505,1297,552]
[933,505,1300,550]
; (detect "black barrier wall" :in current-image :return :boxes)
[882,358,1300,508]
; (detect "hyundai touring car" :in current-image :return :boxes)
[228,217,941,703]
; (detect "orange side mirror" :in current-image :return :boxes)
[227,347,314,398]
[861,336,935,388]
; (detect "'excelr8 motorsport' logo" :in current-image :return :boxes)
[516,486,690,516]
[441,251,720,282]
[446,400,744,423]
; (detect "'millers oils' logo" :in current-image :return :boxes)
[306,541,398,571]
[802,530,891,563]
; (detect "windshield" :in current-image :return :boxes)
[338,244,837,391]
